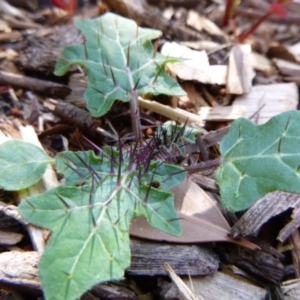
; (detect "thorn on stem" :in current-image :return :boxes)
[56,193,71,209]
[126,44,131,67]
[109,65,117,87]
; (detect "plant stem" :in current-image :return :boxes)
[238,11,271,42]
[222,0,234,27]
[125,66,143,143]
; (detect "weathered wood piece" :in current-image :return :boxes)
[0,251,135,299]
[164,271,266,300]
[91,283,136,299]
[0,239,217,297]
[128,238,219,276]
[218,240,284,285]
[0,230,23,246]
[290,231,300,278]
[282,279,300,299]
[139,97,245,126]
[164,262,201,300]
[198,106,245,122]
[230,191,300,243]
[232,83,298,124]
[226,44,254,95]
[0,251,41,295]
[273,58,300,77]
[160,42,229,86]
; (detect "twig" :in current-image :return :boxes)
[235,6,300,25]
[184,158,225,175]
[0,71,70,98]
[138,97,203,128]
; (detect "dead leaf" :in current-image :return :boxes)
[130,178,259,250]
[268,43,299,63]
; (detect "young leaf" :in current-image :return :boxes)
[19,149,185,300]
[216,110,300,212]
[0,140,53,191]
[54,13,185,117]
[158,121,202,144]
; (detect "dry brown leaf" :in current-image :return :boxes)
[268,43,299,63]
[130,178,258,250]
[230,191,300,243]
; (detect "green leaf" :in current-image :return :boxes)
[158,121,202,144]
[54,13,185,117]
[19,149,184,300]
[0,140,53,190]
[146,160,185,191]
[55,150,109,186]
[215,110,300,211]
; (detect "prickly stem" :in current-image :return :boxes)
[125,63,143,143]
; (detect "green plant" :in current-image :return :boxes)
[0,13,191,300]
[54,13,184,141]
[1,12,300,300]
[237,1,290,43]
[19,144,185,300]
[216,110,300,211]
[222,0,291,42]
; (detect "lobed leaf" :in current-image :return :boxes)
[215,110,300,211]
[54,13,185,117]
[0,140,53,190]
[19,148,184,300]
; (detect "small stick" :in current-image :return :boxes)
[138,97,203,128]
[0,71,70,98]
